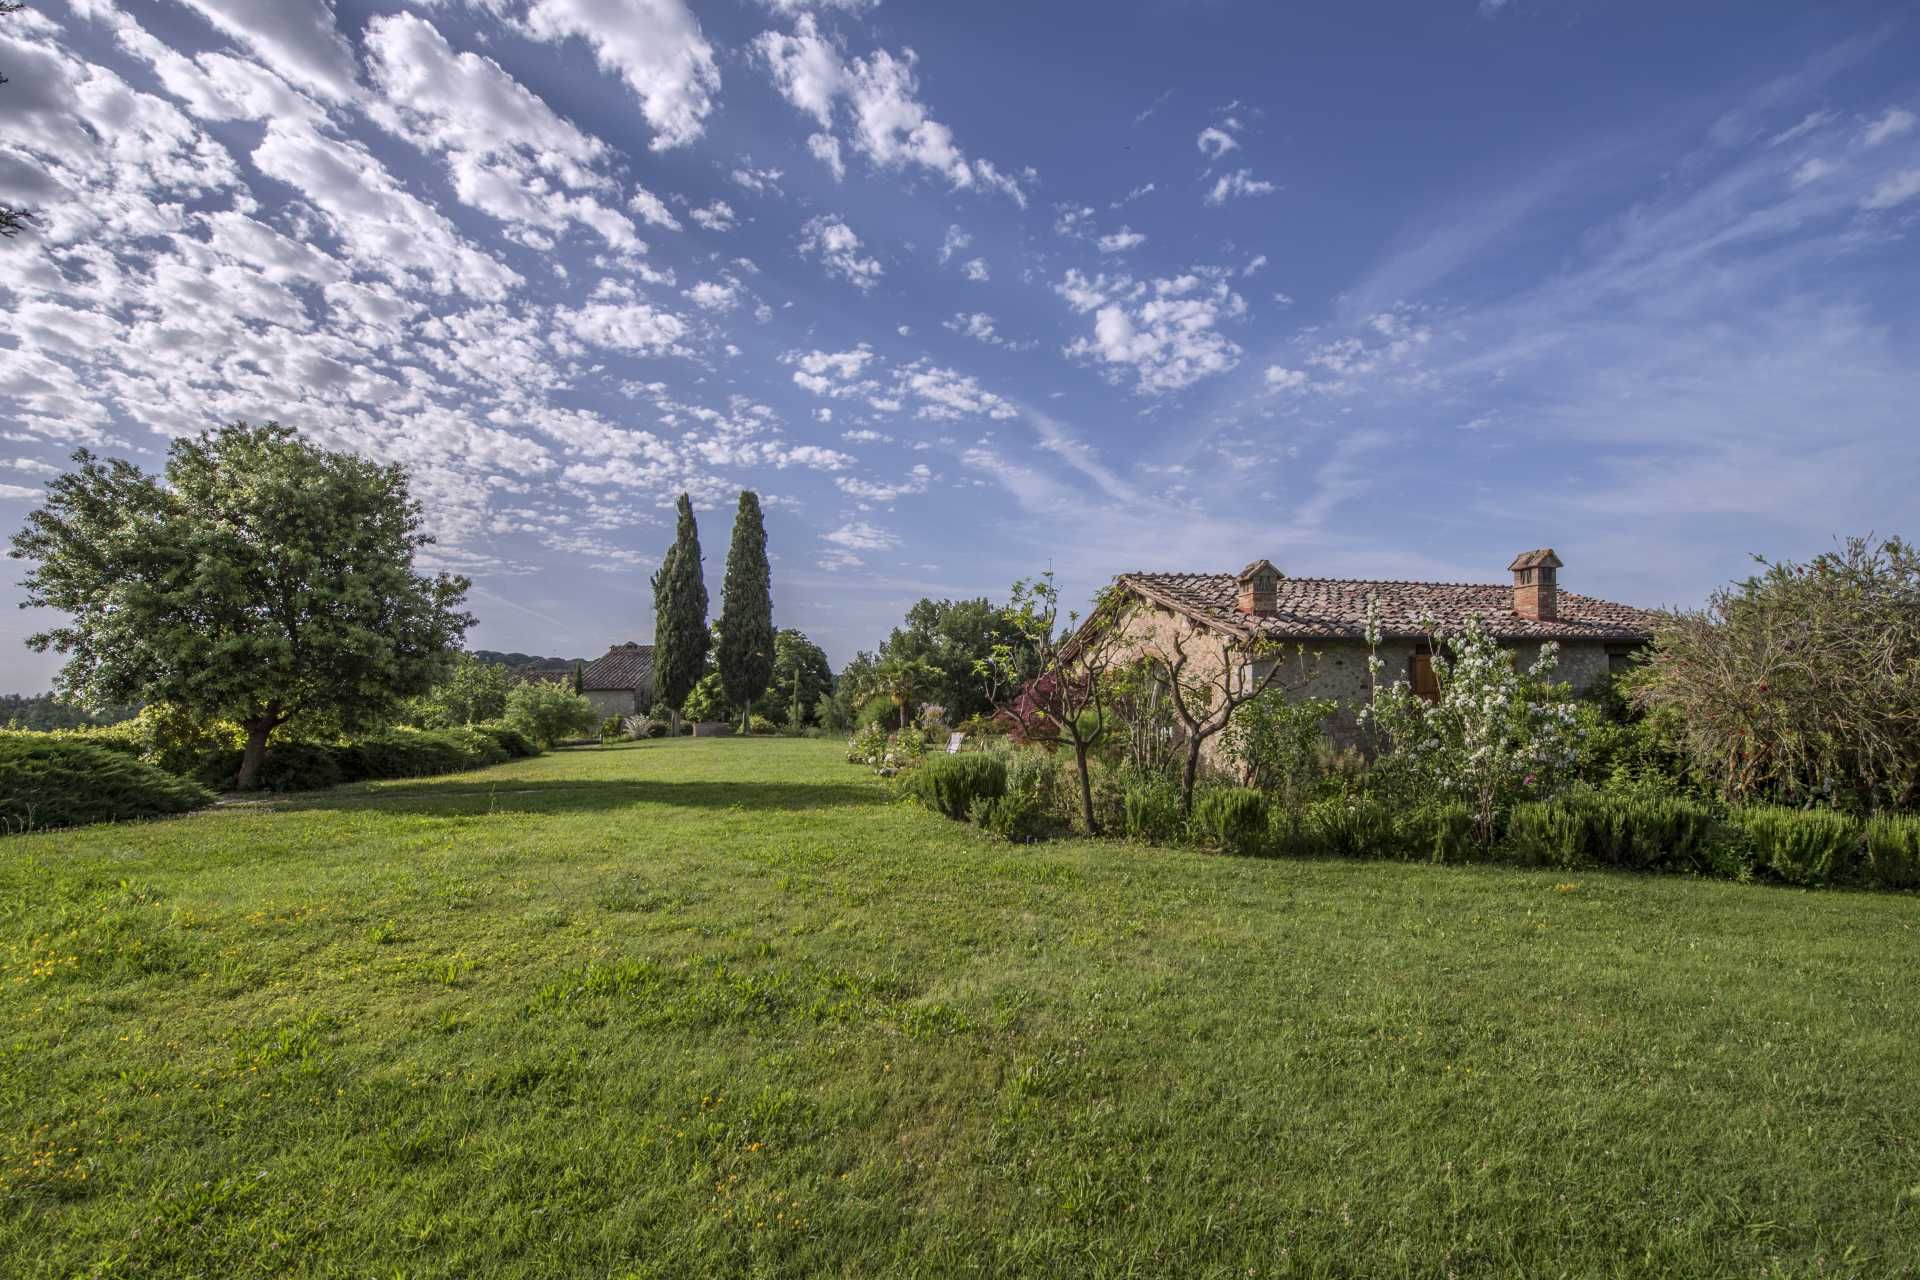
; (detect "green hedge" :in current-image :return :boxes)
[0,734,214,832]
[1735,807,1862,886]
[1506,792,1721,872]
[904,753,1006,820]
[1865,814,1920,889]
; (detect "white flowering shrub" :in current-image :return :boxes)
[1357,598,1584,845]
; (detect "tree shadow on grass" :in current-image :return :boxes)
[274,777,885,819]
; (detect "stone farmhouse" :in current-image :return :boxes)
[580,642,655,720]
[1103,549,1661,749]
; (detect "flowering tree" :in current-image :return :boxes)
[1357,598,1584,845]
[977,572,1132,834]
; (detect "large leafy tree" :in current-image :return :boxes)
[769,629,833,726]
[8,422,472,789]
[650,493,709,733]
[421,652,513,727]
[877,597,1019,720]
[715,490,774,727]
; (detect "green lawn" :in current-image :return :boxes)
[3,739,1916,1278]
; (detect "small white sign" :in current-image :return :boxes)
[946,732,966,754]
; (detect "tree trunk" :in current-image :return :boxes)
[1072,739,1099,835]
[1181,738,1203,815]
[899,701,908,731]
[235,718,274,791]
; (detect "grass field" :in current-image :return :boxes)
[3,738,1917,1278]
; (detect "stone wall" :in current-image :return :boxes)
[1108,599,1623,761]
[583,689,637,720]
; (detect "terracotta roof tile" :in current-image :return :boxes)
[1117,573,1659,642]
[582,643,654,691]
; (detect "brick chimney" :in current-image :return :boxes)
[1237,559,1281,615]
[1508,548,1562,621]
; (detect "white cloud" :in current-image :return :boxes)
[1862,106,1916,147]
[1791,157,1835,187]
[1863,169,1920,210]
[1056,269,1247,394]
[943,311,1000,344]
[962,257,989,282]
[939,224,971,263]
[1264,365,1308,391]
[628,187,682,230]
[1205,168,1276,205]
[807,131,847,180]
[690,199,737,231]
[685,279,739,310]
[0,482,45,501]
[176,0,359,103]
[364,14,641,250]
[556,300,691,354]
[836,463,930,503]
[730,165,784,194]
[759,0,880,10]
[754,15,1029,203]
[1196,125,1238,159]
[841,428,892,443]
[824,520,898,551]
[786,344,876,393]
[251,123,523,299]
[1097,227,1146,253]
[521,0,720,150]
[1243,254,1268,275]
[798,215,883,288]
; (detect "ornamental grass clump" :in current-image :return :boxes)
[0,734,214,832]
[1864,814,1920,889]
[1120,773,1183,843]
[1190,787,1270,856]
[1736,806,1863,886]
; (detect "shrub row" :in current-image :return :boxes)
[1182,786,1920,892]
[234,723,542,793]
[0,733,215,832]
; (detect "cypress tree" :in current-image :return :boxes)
[651,493,709,731]
[716,490,775,729]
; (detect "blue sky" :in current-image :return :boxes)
[3,0,1918,689]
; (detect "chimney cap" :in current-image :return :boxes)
[1507,548,1562,572]
[1238,558,1282,581]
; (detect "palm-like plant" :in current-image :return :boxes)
[860,655,941,731]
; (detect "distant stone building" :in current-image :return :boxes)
[1103,549,1660,751]
[580,643,655,719]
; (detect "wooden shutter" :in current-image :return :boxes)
[1410,653,1439,702]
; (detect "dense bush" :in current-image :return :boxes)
[1636,536,1920,812]
[1735,807,1862,886]
[1220,691,1336,800]
[905,753,1006,820]
[254,740,346,792]
[0,734,214,831]
[1505,792,1722,871]
[748,714,779,736]
[340,729,487,781]
[472,722,540,759]
[1191,787,1269,856]
[599,715,626,744]
[505,681,597,748]
[1865,814,1920,889]
[967,791,1049,841]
